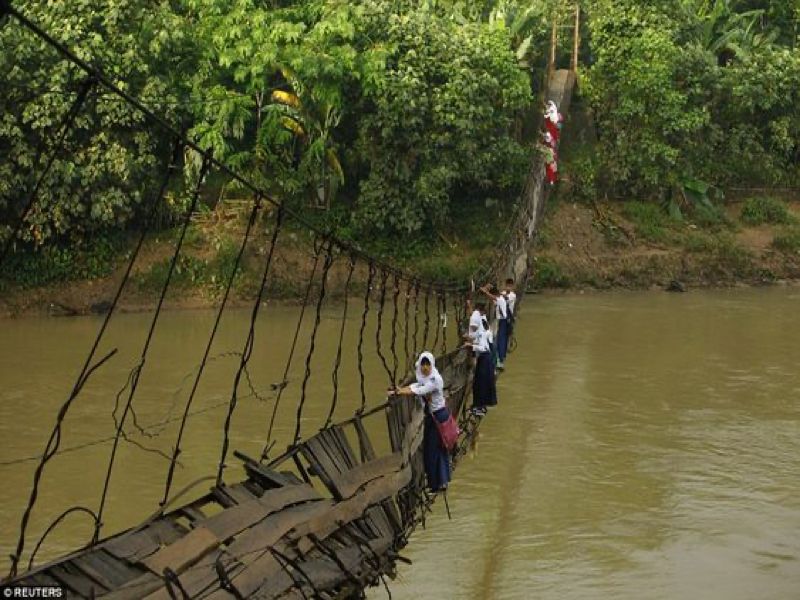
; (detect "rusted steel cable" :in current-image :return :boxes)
[96,153,213,543]
[356,263,376,414]
[374,269,393,384]
[293,240,335,445]
[161,195,266,504]
[215,207,286,485]
[263,242,324,458]
[324,255,356,429]
[390,274,401,385]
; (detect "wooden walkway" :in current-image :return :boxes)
[9,351,480,599]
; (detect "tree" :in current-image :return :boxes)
[0,0,198,248]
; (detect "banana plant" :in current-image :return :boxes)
[685,0,777,64]
[266,69,344,210]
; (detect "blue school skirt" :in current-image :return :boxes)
[473,351,497,408]
[424,407,452,491]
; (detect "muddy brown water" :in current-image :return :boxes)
[1,288,799,599]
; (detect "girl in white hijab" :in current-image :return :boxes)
[392,351,451,491]
[544,100,563,146]
[463,304,497,416]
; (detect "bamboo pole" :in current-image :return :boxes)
[571,4,580,73]
[548,14,558,82]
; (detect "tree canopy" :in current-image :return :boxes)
[2,0,798,251]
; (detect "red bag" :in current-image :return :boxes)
[435,412,461,452]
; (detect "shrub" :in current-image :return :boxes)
[622,201,672,243]
[533,258,569,288]
[691,203,733,231]
[740,197,794,226]
[772,227,800,254]
[0,235,124,288]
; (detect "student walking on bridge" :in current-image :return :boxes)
[503,278,517,347]
[480,284,510,370]
[392,352,451,492]
[465,306,496,416]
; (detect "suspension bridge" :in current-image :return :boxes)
[1,2,577,598]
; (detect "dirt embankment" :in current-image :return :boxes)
[3,197,800,318]
[532,198,800,291]
[0,216,362,319]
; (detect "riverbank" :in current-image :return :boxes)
[2,195,799,318]
[0,201,507,318]
[532,196,800,292]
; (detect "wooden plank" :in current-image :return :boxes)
[255,537,394,600]
[353,418,376,462]
[140,552,226,600]
[386,401,404,453]
[236,450,295,489]
[139,496,323,600]
[400,406,425,462]
[225,500,333,559]
[141,525,219,576]
[51,563,106,597]
[201,483,320,541]
[25,572,64,589]
[73,550,142,589]
[292,464,412,553]
[318,429,347,473]
[178,505,206,523]
[300,437,342,496]
[221,482,259,505]
[330,453,403,499]
[204,552,287,599]
[331,427,358,469]
[102,572,163,600]
[104,519,187,562]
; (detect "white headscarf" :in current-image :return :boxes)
[469,309,484,332]
[415,351,439,382]
[546,101,559,124]
[412,351,446,411]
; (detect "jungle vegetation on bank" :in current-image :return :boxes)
[0,0,798,287]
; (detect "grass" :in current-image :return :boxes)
[691,202,734,231]
[0,234,126,289]
[532,257,570,288]
[622,201,674,243]
[772,227,800,254]
[740,197,795,226]
[133,236,248,296]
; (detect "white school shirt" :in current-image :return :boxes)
[473,325,490,353]
[495,295,508,321]
[469,310,482,331]
[410,371,446,412]
[504,291,517,315]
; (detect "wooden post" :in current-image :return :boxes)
[571,4,580,73]
[548,14,558,83]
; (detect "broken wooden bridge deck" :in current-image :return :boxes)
[10,349,481,599]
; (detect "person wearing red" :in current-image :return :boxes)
[542,131,558,186]
[544,100,564,147]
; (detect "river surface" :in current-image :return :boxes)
[1,288,799,599]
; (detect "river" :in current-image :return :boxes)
[1,288,799,598]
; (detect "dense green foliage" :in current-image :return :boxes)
[740,196,796,225]
[0,0,196,247]
[2,0,799,288]
[582,0,800,200]
[1,0,542,255]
